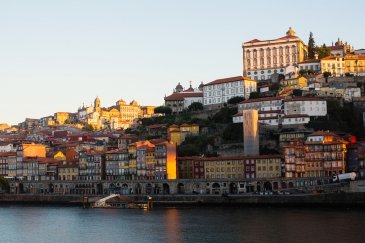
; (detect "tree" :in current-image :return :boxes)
[299,69,307,76]
[316,44,331,59]
[249,91,260,99]
[323,71,332,83]
[154,106,172,116]
[188,102,203,112]
[0,176,10,193]
[227,96,244,105]
[82,124,94,131]
[308,32,316,59]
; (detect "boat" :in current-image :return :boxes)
[92,194,151,209]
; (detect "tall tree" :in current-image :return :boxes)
[308,32,316,59]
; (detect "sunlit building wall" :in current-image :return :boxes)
[243,110,259,156]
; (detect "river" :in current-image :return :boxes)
[1,205,364,243]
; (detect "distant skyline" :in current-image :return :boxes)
[1,0,364,125]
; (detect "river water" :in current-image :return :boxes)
[1,205,365,243]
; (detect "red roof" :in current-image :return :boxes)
[239,96,284,104]
[164,92,203,101]
[204,76,255,86]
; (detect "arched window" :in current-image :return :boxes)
[292,55,296,63]
[267,57,271,65]
[260,48,264,57]
[285,46,289,54]
[260,58,264,65]
[253,49,257,57]
[266,48,271,57]
[273,47,277,56]
[279,47,283,55]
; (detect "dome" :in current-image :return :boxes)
[175,82,184,92]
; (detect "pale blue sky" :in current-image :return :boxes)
[1,0,364,125]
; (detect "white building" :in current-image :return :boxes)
[243,110,259,156]
[298,59,321,73]
[203,76,256,108]
[242,27,308,81]
[233,96,327,127]
[165,83,203,114]
[0,143,15,152]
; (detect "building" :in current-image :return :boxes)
[155,142,177,180]
[298,59,321,74]
[78,150,105,181]
[233,97,327,127]
[168,124,199,145]
[164,83,203,114]
[105,149,129,180]
[243,27,308,81]
[328,38,353,56]
[58,161,79,181]
[321,54,365,77]
[243,110,259,156]
[203,76,257,108]
[54,112,70,125]
[177,154,281,180]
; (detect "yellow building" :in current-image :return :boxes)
[53,151,66,161]
[280,76,307,89]
[54,112,70,125]
[321,54,365,77]
[255,157,282,178]
[22,143,46,158]
[168,124,200,145]
[204,157,246,179]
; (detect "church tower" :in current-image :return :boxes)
[94,96,101,113]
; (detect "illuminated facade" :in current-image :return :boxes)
[243,27,308,81]
[168,124,199,145]
[243,110,259,156]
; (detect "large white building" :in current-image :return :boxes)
[242,27,308,81]
[233,97,327,127]
[203,76,256,108]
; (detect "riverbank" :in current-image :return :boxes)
[1,192,365,207]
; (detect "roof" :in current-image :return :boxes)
[239,96,284,104]
[164,92,203,101]
[284,97,325,102]
[178,154,282,161]
[204,76,255,86]
[0,152,16,157]
[298,59,320,64]
[308,131,338,137]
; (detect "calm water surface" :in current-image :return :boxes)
[1,205,365,243]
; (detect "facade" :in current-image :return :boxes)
[164,83,203,114]
[328,38,353,56]
[321,54,365,77]
[79,150,105,181]
[203,76,257,108]
[168,124,199,145]
[243,110,259,156]
[243,27,308,81]
[177,155,281,180]
[233,97,327,127]
[105,149,129,180]
[54,112,70,125]
[298,59,321,73]
[58,161,79,181]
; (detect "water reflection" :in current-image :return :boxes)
[164,208,181,243]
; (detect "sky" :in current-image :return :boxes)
[1,0,364,125]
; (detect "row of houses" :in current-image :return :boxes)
[1,131,364,182]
